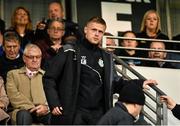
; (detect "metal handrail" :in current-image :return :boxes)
[113,54,166,95]
[107,46,180,54]
[103,36,180,43]
[113,54,167,125]
[118,56,180,63]
[103,35,169,125]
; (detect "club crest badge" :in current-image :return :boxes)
[98,58,104,67]
[81,56,87,65]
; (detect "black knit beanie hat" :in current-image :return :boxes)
[119,83,145,105]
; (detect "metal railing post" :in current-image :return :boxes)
[113,54,168,125]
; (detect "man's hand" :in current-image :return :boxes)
[143,79,157,90]
[36,21,46,30]
[52,106,63,116]
[30,104,49,116]
[160,95,176,110]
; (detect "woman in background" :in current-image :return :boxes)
[8,6,35,51]
[136,10,169,57]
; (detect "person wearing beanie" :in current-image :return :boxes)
[97,83,145,125]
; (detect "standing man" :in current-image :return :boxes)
[6,44,51,125]
[35,1,82,41]
[43,16,156,125]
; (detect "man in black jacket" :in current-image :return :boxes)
[43,16,157,125]
[35,1,83,41]
[98,82,145,125]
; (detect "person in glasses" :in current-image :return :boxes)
[34,19,65,69]
[0,31,24,83]
[6,44,51,125]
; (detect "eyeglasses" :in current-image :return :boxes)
[24,55,42,60]
[49,27,64,32]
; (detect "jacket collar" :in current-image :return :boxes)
[82,38,99,51]
[115,101,136,121]
[18,66,45,75]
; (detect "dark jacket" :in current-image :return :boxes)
[136,30,169,49]
[0,53,24,83]
[172,34,180,50]
[114,49,142,65]
[97,101,135,125]
[7,28,35,51]
[172,104,180,120]
[43,40,144,124]
[34,38,60,69]
[0,19,5,34]
[136,31,169,58]
[141,60,175,69]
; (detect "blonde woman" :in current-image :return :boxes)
[136,10,169,57]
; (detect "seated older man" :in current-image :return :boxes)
[6,44,51,125]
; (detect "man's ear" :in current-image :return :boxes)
[62,12,65,18]
[47,29,50,35]
[22,54,26,62]
[62,30,65,36]
[84,26,87,34]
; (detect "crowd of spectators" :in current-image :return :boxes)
[0,1,180,125]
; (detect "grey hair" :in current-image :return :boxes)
[23,43,42,56]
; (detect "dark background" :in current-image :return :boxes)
[73,0,156,33]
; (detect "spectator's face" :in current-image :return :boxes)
[121,32,137,48]
[23,48,42,71]
[47,21,64,41]
[106,38,116,52]
[48,3,64,20]
[148,42,167,59]
[145,12,158,31]
[15,9,29,25]
[84,22,106,45]
[3,40,20,60]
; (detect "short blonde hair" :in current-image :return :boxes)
[140,10,161,33]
